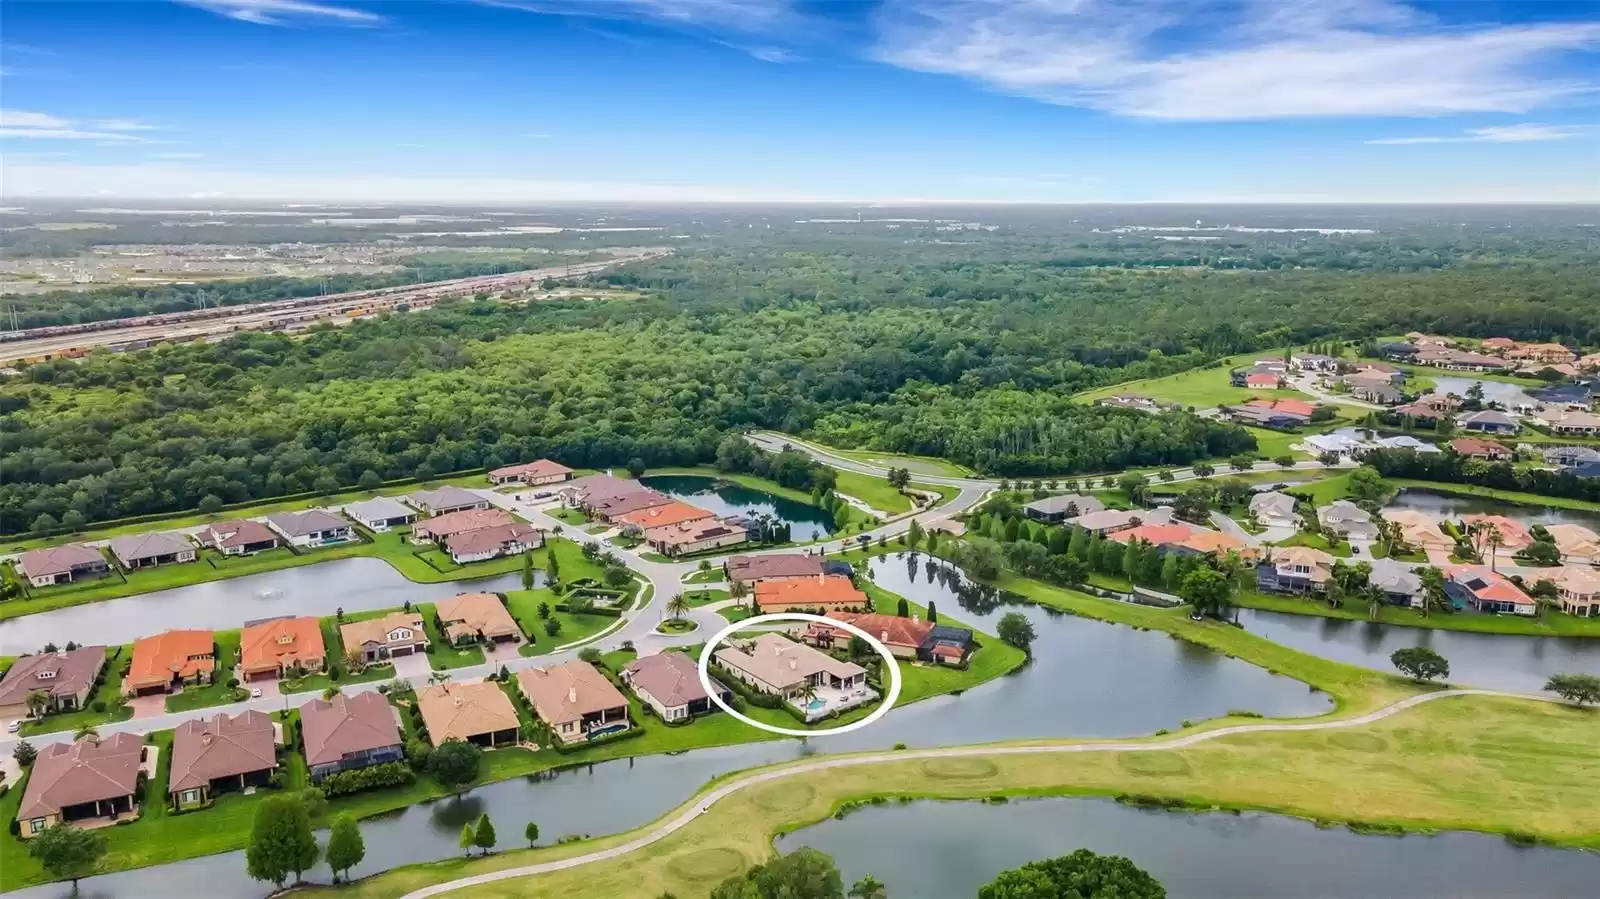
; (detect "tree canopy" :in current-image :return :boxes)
[978,849,1166,899]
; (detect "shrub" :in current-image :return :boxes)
[329,667,342,682]
[320,762,416,797]
[226,677,240,689]
[405,740,433,771]
[90,699,106,713]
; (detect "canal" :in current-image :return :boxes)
[1384,486,1600,532]
[641,474,838,541]
[1429,375,1541,410]
[776,797,1600,898]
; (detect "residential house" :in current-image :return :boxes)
[416,681,521,748]
[1529,384,1595,411]
[108,532,196,570]
[1382,510,1454,553]
[1480,337,1517,354]
[802,611,975,665]
[445,521,542,564]
[412,507,514,543]
[340,612,429,662]
[405,485,491,517]
[1543,446,1600,468]
[238,616,325,681]
[1367,559,1424,608]
[1303,433,1363,458]
[1393,401,1444,425]
[1460,515,1533,554]
[714,633,873,721]
[1226,398,1316,429]
[559,474,673,520]
[344,496,418,531]
[1248,492,1299,529]
[1291,353,1338,372]
[488,458,575,487]
[724,553,823,585]
[1457,410,1519,435]
[16,734,146,838]
[645,518,750,556]
[1508,342,1576,365]
[168,710,278,807]
[519,661,633,742]
[266,509,354,548]
[586,488,675,521]
[1517,362,1582,380]
[1379,342,1417,361]
[1444,567,1537,615]
[0,646,107,722]
[1579,352,1600,373]
[1348,360,1406,382]
[1066,508,1147,536]
[1096,394,1161,412]
[1544,524,1600,565]
[1256,546,1335,595]
[1023,493,1106,524]
[615,500,714,532]
[435,592,522,646]
[1245,372,1281,389]
[1367,435,1440,454]
[621,652,732,723]
[1566,460,1600,479]
[1450,437,1512,461]
[16,543,109,587]
[198,520,280,556]
[753,574,870,613]
[1531,408,1600,436]
[124,630,215,696]
[300,692,405,782]
[1552,566,1600,618]
[1350,382,1403,405]
[1318,501,1378,540]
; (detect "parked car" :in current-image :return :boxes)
[251,687,263,698]
[6,719,21,734]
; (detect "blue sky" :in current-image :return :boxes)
[2,0,1597,202]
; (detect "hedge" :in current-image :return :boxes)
[320,761,416,797]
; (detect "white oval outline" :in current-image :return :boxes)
[697,612,903,738]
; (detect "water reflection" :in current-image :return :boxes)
[1384,487,1600,531]
[641,474,837,540]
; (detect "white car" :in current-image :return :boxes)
[250,687,263,699]
[6,719,20,734]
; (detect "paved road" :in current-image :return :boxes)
[1286,374,1382,410]
[397,688,1556,898]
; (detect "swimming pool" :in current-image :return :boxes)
[806,698,827,711]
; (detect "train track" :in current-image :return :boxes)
[0,249,668,364]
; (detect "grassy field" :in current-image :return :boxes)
[1389,479,1600,513]
[1276,532,1352,557]
[683,566,725,584]
[831,469,913,515]
[1073,350,1312,409]
[754,432,976,478]
[1235,588,1600,637]
[308,693,1600,899]
[502,588,619,657]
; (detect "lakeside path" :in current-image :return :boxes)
[395,688,1553,899]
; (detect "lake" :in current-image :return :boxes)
[1430,375,1540,410]
[776,797,1600,898]
[0,557,530,655]
[641,474,838,540]
[1384,486,1600,532]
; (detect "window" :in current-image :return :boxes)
[29,818,46,834]
[182,789,201,803]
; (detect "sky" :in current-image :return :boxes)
[2,0,1598,203]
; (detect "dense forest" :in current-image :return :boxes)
[3,217,1597,534]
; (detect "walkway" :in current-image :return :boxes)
[398,688,1553,898]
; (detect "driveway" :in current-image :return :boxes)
[128,693,168,719]
[391,652,432,681]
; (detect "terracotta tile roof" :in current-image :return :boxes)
[519,661,629,727]
[589,489,674,518]
[1544,524,1600,559]
[490,459,573,480]
[615,501,714,529]
[1244,397,1317,417]
[299,692,402,768]
[19,734,144,819]
[0,646,106,707]
[1552,565,1600,597]
[814,612,933,651]
[1450,437,1510,457]
[1109,522,1198,546]
[414,507,513,540]
[1245,373,1280,388]
[645,518,747,549]
[18,543,106,579]
[1382,510,1454,549]
[416,682,520,744]
[169,710,276,792]
[239,616,325,676]
[754,574,868,611]
[126,629,215,692]
[724,554,823,582]
[1179,530,1251,556]
[201,519,279,550]
[1274,545,1335,572]
[622,652,721,709]
[266,509,351,538]
[443,522,540,558]
[435,593,521,641]
[1447,567,1535,608]
[339,612,425,651]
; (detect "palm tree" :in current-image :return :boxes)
[797,683,819,707]
[427,670,452,687]
[1418,566,1448,618]
[1472,522,1505,573]
[1365,585,1387,620]
[74,724,100,744]
[665,592,691,622]
[24,690,51,720]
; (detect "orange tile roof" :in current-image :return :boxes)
[1244,397,1316,417]
[239,617,324,676]
[816,611,933,650]
[1461,515,1533,550]
[127,629,215,691]
[490,459,573,480]
[1179,530,1250,555]
[615,500,714,529]
[1449,567,1535,607]
[754,575,868,611]
[1109,522,1198,546]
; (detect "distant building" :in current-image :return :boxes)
[1450,437,1512,461]
[17,543,109,587]
[266,510,354,548]
[1457,410,1519,435]
[344,496,418,531]
[198,520,280,556]
[108,532,196,570]
[488,459,575,487]
[1023,493,1105,524]
[406,486,491,517]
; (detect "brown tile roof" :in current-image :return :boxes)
[19,734,144,819]
[814,612,932,651]
[299,692,402,768]
[416,682,520,743]
[518,661,629,727]
[1450,437,1510,457]
[715,633,865,692]
[754,575,869,611]
[406,486,486,514]
[239,617,325,676]
[18,543,106,579]
[615,501,714,529]
[339,612,425,651]
[645,519,747,549]
[266,509,351,538]
[490,459,573,480]
[621,652,721,710]
[435,593,521,642]
[589,489,673,518]
[0,646,106,707]
[108,531,194,565]
[201,519,280,550]
[414,507,513,540]
[724,554,823,583]
[126,630,215,692]
[169,710,276,792]
[1461,515,1533,550]
[443,522,540,558]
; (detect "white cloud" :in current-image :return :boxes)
[873,0,1600,120]
[179,0,384,26]
[97,119,159,131]
[482,0,791,30]
[1,109,158,142]
[1366,123,1594,144]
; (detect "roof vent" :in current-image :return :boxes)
[568,686,578,704]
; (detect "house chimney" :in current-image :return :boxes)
[880,630,888,642]
[789,658,797,670]
[568,686,578,704]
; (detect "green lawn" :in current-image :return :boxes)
[502,587,618,657]
[718,606,755,623]
[414,603,486,670]
[19,645,134,736]
[1073,350,1311,409]
[751,432,976,478]
[683,566,725,584]
[164,631,243,713]
[1234,588,1600,637]
[548,507,588,526]
[831,470,913,515]
[1276,532,1352,557]
[680,589,729,607]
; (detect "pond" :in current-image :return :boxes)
[641,474,837,541]
[1238,608,1599,692]
[6,553,1332,897]
[0,557,531,655]
[1384,487,1600,532]
[775,797,1600,899]
[1430,375,1540,410]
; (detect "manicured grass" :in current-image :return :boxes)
[830,470,913,515]
[548,507,588,526]
[164,631,243,713]
[1234,588,1600,637]
[1389,479,1600,513]
[680,589,729,607]
[1074,350,1312,409]
[717,606,754,623]
[1276,532,1352,557]
[415,603,486,670]
[312,694,1600,899]
[683,567,725,584]
[502,588,618,657]
[19,644,134,736]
